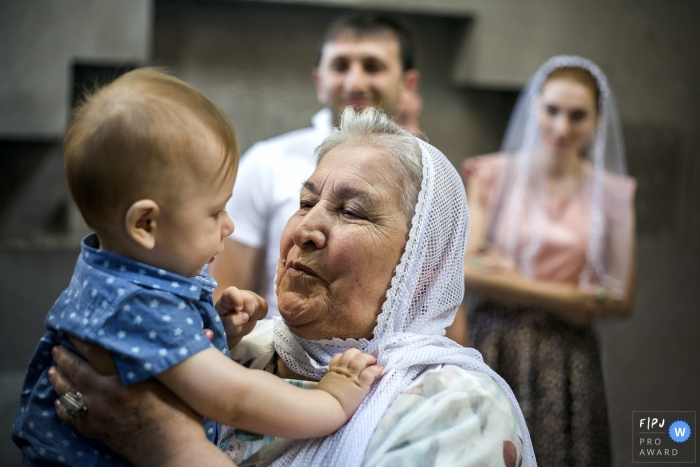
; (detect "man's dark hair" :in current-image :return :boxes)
[317,13,416,72]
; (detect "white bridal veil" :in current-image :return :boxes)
[271,137,537,467]
[495,55,632,297]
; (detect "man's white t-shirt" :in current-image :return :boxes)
[226,109,333,317]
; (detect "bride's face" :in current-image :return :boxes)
[537,78,598,159]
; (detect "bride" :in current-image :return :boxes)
[450,56,636,466]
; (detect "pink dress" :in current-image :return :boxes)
[463,154,635,286]
[462,154,636,467]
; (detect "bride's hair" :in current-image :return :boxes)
[543,66,601,112]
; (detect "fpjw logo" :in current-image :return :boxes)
[634,411,695,463]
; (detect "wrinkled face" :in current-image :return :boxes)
[315,33,407,121]
[154,133,237,278]
[537,78,598,158]
[275,144,410,340]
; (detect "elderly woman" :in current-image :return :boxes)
[50,108,536,467]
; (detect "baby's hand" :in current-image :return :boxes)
[317,349,383,419]
[215,287,268,347]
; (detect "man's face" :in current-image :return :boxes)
[314,32,415,121]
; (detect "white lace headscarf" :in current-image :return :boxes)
[497,55,631,297]
[271,108,537,467]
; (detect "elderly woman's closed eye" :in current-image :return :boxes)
[275,144,411,341]
[50,107,537,467]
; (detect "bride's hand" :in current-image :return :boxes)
[468,249,519,273]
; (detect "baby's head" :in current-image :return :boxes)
[64,68,239,277]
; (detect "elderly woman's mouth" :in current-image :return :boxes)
[287,261,318,278]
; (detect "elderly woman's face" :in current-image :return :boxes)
[275,144,410,340]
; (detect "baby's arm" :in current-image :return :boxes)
[156,347,381,439]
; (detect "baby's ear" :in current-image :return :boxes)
[125,200,160,250]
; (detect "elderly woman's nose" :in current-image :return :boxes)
[292,209,329,248]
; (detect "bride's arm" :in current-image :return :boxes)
[465,260,597,326]
[464,173,636,326]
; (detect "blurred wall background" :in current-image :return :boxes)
[1,0,698,466]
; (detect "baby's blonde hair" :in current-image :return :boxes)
[64,68,239,232]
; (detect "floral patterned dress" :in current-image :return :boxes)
[219,320,525,467]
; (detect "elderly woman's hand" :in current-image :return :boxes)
[216,286,268,348]
[48,342,223,467]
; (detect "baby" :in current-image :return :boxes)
[12,69,382,467]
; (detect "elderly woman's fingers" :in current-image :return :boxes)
[69,336,117,375]
[47,365,80,428]
[55,396,77,428]
[48,365,78,398]
[52,345,108,393]
[50,345,120,434]
[51,345,208,466]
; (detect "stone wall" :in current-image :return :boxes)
[0,1,698,466]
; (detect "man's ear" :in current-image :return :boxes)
[125,200,160,250]
[402,69,420,94]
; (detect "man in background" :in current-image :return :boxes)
[210,13,422,317]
